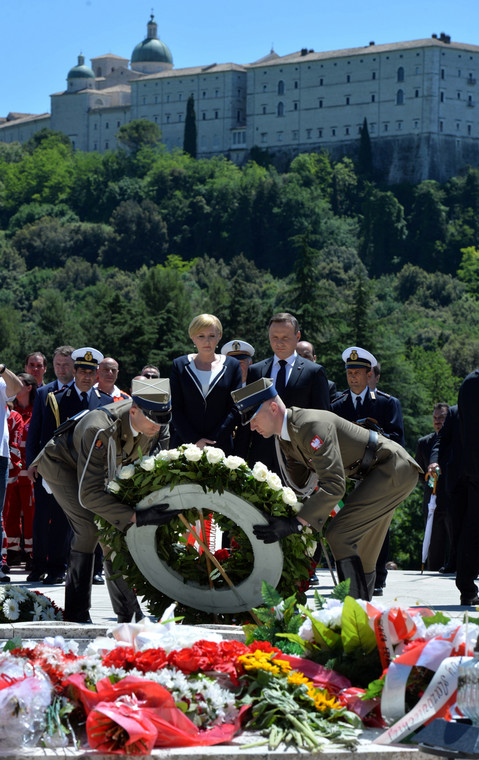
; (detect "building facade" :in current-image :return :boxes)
[1,20,479,183]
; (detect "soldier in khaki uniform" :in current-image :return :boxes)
[33,379,179,623]
[232,379,421,600]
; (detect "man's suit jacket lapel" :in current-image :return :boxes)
[283,356,303,403]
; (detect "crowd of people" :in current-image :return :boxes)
[0,310,475,622]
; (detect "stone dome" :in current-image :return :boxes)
[131,15,172,67]
[67,54,95,80]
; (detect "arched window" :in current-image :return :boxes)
[278,80,285,95]
[397,66,405,82]
[277,101,284,117]
[396,89,404,105]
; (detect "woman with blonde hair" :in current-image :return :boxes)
[170,314,242,453]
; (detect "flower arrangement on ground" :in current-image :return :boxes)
[0,593,477,753]
[0,628,361,753]
[243,580,479,741]
[0,584,62,623]
[97,444,317,623]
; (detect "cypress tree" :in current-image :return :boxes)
[357,117,373,180]
[183,95,197,158]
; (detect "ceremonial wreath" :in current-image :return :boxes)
[98,444,317,622]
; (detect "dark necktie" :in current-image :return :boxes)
[355,395,363,416]
[81,391,89,409]
[276,359,287,396]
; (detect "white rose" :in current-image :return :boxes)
[266,472,282,491]
[298,617,314,642]
[205,446,224,464]
[167,449,180,461]
[282,487,299,507]
[118,464,136,480]
[223,455,246,470]
[155,449,170,461]
[252,461,268,482]
[140,456,156,471]
[183,445,203,462]
[107,480,121,493]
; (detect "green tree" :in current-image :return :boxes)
[357,117,373,180]
[359,188,407,273]
[183,95,197,158]
[116,119,163,154]
[99,199,168,270]
[457,246,479,296]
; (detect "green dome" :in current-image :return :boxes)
[131,38,172,65]
[68,55,95,80]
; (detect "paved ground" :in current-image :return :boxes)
[3,563,470,629]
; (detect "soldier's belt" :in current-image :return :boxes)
[346,430,379,479]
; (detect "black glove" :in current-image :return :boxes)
[253,516,303,544]
[135,503,182,527]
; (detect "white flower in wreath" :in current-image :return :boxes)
[204,446,225,464]
[32,602,43,621]
[107,480,121,494]
[167,449,181,461]
[140,456,156,471]
[183,445,203,462]
[223,455,246,470]
[3,598,20,621]
[252,461,268,482]
[282,487,299,507]
[155,449,170,461]
[118,464,136,480]
[266,471,282,491]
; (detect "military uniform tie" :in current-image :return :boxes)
[81,391,89,409]
[355,395,363,416]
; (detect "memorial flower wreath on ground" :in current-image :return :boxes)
[0,594,478,753]
[98,444,317,623]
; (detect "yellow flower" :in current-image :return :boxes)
[238,650,292,676]
[286,670,342,713]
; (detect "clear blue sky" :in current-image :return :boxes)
[1,0,478,116]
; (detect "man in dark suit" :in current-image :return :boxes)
[415,403,451,571]
[453,371,479,605]
[245,313,330,474]
[26,346,75,583]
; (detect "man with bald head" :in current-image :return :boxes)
[96,357,129,401]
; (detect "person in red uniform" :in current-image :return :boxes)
[3,373,37,569]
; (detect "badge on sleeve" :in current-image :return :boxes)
[95,440,104,450]
[310,435,324,450]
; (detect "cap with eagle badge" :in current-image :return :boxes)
[71,347,104,369]
[131,377,171,423]
[231,377,277,425]
[342,346,377,370]
[221,339,255,361]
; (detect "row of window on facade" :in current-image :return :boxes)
[273,67,476,94]
[258,119,474,142]
[140,88,242,106]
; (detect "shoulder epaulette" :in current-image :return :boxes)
[376,389,391,398]
[46,391,61,430]
[332,390,349,404]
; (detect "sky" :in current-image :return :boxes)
[1,0,479,116]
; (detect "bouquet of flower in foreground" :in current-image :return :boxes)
[0,633,363,753]
[98,444,317,622]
